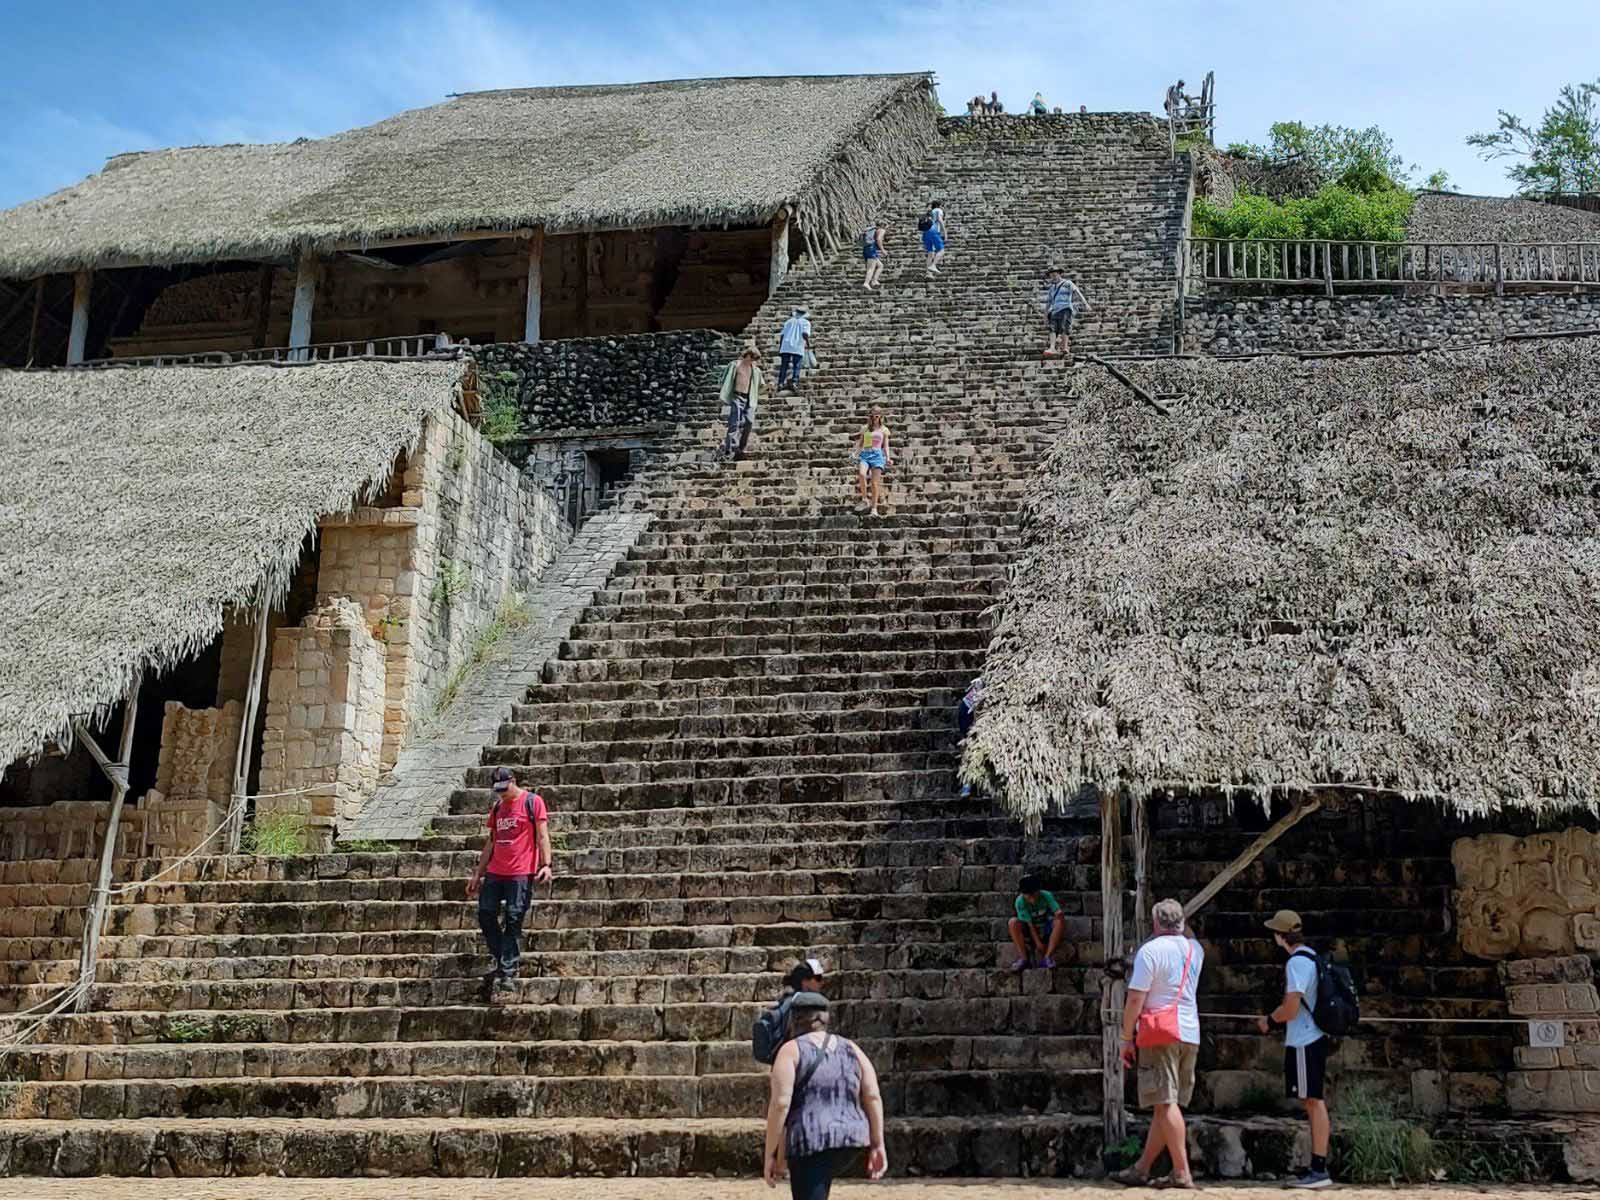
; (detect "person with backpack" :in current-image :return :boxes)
[1040,267,1091,360]
[1113,898,1205,1189]
[763,992,887,1199]
[862,222,886,290]
[919,200,946,276]
[465,766,552,1000]
[1258,910,1353,1189]
[753,959,828,1065]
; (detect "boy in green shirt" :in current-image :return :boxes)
[1009,873,1065,971]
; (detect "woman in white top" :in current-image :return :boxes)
[1115,898,1205,1189]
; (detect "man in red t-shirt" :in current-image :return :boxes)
[466,766,552,999]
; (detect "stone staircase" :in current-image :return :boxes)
[0,115,1191,1179]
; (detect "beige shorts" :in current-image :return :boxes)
[1137,1041,1198,1108]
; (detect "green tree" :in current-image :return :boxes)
[1422,169,1455,192]
[1229,121,1410,192]
[1467,80,1600,195]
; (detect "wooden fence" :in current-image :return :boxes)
[73,333,456,369]
[1184,237,1600,295]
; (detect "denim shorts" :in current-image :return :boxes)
[858,448,886,471]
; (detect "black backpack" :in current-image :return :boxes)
[1294,949,1360,1036]
[752,993,793,1064]
[917,215,933,232]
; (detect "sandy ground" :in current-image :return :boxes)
[0,1181,1591,1200]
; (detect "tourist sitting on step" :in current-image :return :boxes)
[465,766,552,1000]
[777,306,812,392]
[764,991,887,1199]
[861,222,886,290]
[989,89,1004,114]
[854,406,892,516]
[1040,267,1091,360]
[752,958,829,1065]
[1031,91,1047,115]
[1008,873,1066,970]
[1115,898,1205,1189]
[720,342,764,461]
[920,200,946,277]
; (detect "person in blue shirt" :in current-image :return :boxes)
[1259,910,1333,1189]
[777,306,812,392]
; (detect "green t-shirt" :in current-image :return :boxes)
[1015,890,1061,925]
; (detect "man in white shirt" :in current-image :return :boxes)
[777,306,812,392]
[1259,910,1333,1188]
[1115,898,1204,1189]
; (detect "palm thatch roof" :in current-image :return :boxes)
[1408,191,1600,243]
[0,358,469,768]
[962,338,1600,831]
[0,74,936,279]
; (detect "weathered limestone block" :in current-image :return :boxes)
[142,700,243,857]
[1508,1069,1600,1113]
[1452,830,1600,960]
[1506,983,1600,1017]
[257,599,385,848]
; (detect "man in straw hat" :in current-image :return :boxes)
[1259,910,1334,1188]
[1114,898,1204,1189]
[720,341,764,461]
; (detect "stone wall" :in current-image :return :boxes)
[939,112,1168,152]
[1409,192,1600,244]
[315,407,569,770]
[141,701,243,858]
[1182,293,1600,354]
[1503,955,1600,1114]
[0,802,146,863]
[256,598,386,846]
[476,332,733,444]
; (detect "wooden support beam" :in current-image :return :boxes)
[225,592,272,854]
[1100,787,1127,1147]
[73,673,141,1013]
[769,210,790,299]
[25,278,45,365]
[523,228,544,344]
[288,252,318,361]
[66,270,93,365]
[575,233,591,336]
[1132,790,1152,944]
[1183,794,1325,920]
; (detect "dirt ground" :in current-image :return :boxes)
[0,1180,1591,1200]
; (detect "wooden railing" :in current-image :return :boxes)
[74,333,457,370]
[1183,237,1600,295]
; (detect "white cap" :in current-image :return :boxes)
[805,958,826,976]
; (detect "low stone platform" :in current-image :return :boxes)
[0,1115,1585,1181]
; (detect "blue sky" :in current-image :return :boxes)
[1,0,1595,210]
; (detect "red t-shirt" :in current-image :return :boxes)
[486,788,547,877]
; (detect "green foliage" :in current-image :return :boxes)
[165,1015,213,1044]
[1104,1133,1143,1169]
[337,839,400,853]
[240,812,306,857]
[428,592,531,721]
[480,369,524,445]
[431,559,471,608]
[1333,1084,1443,1184]
[1229,120,1411,191]
[1193,183,1414,243]
[1239,1078,1282,1113]
[1468,79,1600,196]
[164,1013,262,1043]
[1422,169,1455,192]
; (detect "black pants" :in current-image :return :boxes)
[478,875,532,978]
[789,1148,861,1200]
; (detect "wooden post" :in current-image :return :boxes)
[1323,242,1334,296]
[769,210,790,299]
[26,277,45,365]
[1100,787,1127,1147]
[73,673,142,1013]
[66,269,92,365]
[575,233,591,337]
[1183,794,1324,921]
[1132,790,1152,944]
[226,591,272,854]
[523,228,544,344]
[289,251,318,361]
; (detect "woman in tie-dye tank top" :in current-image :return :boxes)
[854,406,891,516]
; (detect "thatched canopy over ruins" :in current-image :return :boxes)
[0,359,468,767]
[1409,192,1600,243]
[0,74,937,279]
[962,338,1600,831]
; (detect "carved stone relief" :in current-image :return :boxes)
[1452,830,1600,960]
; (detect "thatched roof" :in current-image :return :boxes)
[1408,191,1600,244]
[0,74,934,278]
[0,358,468,767]
[962,338,1600,831]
